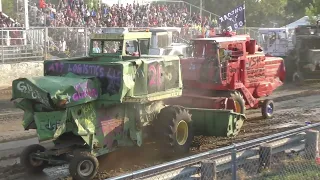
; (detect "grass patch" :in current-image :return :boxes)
[258,157,320,180]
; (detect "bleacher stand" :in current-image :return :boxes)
[0,0,218,60]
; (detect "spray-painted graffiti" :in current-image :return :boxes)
[16,81,50,107]
[79,103,96,130]
[72,81,98,101]
[47,61,64,73]
[45,61,122,95]
[45,121,60,131]
[148,63,163,87]
[44,118,72,131]
[101,119,123,149]
[97,108,124,149]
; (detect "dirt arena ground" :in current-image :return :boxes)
[1,82,320,180]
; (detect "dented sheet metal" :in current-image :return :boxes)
[12,75,101,108]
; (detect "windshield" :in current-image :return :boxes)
[150,32,176,49]
[91,40,122,54]
[91,40,141,55]
[157,34,170,48]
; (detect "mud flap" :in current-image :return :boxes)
[187,108,246,137]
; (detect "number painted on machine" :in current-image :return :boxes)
[148,64,162,87]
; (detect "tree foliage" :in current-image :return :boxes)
[2,0,16,19]
[306,0,320,24]
[184,0,317,27]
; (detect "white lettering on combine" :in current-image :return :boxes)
[17,81,50,107]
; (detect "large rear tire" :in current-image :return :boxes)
[155,106,194,154]
[284,54,296,83]
[230,91,246,114]
[292,71,304,84]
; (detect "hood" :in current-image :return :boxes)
[12,74,101,109]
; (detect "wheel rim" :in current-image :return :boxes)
[77,160,94,177]
[234,101,242,113]
[29,151,43,167]
[176,120,189,146]
[267,103,273,116]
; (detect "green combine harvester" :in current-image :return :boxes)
[11,30,245,180]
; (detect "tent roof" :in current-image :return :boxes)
[281,16,312,29]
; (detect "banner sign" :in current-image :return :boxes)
[218,4,246,32]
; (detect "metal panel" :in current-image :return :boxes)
[188,108,244,137]
[44,60,123,96]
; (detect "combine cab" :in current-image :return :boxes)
[286,24,320,82]
[166,32,286,118]
[11,31,245,179]
[132,27,191,56]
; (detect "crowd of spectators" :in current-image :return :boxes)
[27,0,218,58]
[29,0,215,28]
[1,0,218,56]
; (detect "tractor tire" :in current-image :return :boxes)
[284,55,296,83]
[155,106,194,154]
[20,144,48,173]
[292,71,304,85]
[69,151,99,180]
[230,91,246,114]
[261,99,274,119]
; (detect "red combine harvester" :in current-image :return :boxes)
[166,32,286,119]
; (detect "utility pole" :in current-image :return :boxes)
[200,0,202,25]
[24,0,29,29]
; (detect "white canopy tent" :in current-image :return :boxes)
[281,16,312,29]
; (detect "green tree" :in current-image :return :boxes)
[2,0,16,18]
[183,0,288,27]
[306,0,320,24]
[285,0,313,23]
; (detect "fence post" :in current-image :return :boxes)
[305,129,319,160]
[1,29,4,63]
[44,27,48,60]
[200,160,216,180]
[85,27,88,57]
[258,143,272,172]
[231,144,237,180]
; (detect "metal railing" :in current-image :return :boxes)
[107,123,320,180]
[0,26,260,63]
[0,27,45,63]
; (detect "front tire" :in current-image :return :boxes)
[20,144,48,173]
[261,99,274,119]
[69,151,99,180]
[155,106,194,154]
